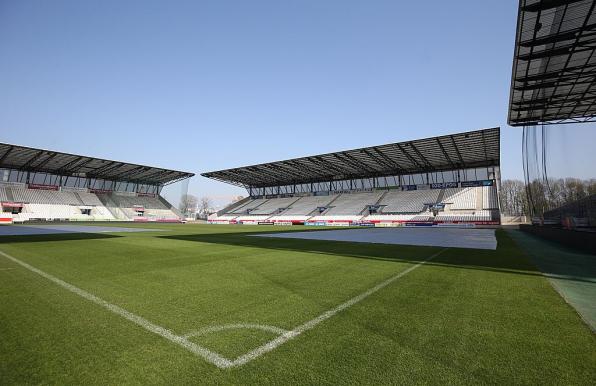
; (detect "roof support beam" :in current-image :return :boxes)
[450,136,467,168]
[268,163,305,181]
[519,23,596,47]
[342,153,380,174]
[509,0,596,125]
[286,160,328,178]
[71,158,96,173]
[407,142,434,169]
[435,138,458,170]
[332,153,374,175]
[116,166,151,180]
[313,156,347,176]
[515,62,596,83]
[522,0,584,12]
[31,152,58,170]
[91,162,125,177]
[395,143,425,171]
[0,146,14,165]
[55,156,85,174]
[21,151,45,170]
[360,148,399,172]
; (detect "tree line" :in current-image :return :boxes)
[499,178,596,216]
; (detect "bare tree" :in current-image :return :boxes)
[499,179,528,216]
[197,197,213,219]
[505,177,595,217]
[179,194,198,216]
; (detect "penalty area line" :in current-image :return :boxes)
[0,249,233,369]
[230,247,448,367]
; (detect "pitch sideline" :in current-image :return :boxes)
[0,247,446,368]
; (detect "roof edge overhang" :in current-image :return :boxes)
[202,127,500,189]
[507,0,596,126]
[0,142,195,186]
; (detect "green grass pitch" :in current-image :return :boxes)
[1,224,594,384]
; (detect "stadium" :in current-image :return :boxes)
[0,142,193,224]
[202,128,501,227]
[1,1,595,385]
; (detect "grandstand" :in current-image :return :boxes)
[203,128,501,226]
[506,0,596,252]
[0,143,193,224]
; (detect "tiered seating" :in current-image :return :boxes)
[435,210,492,222]
[267,195,336,222]
[1,185,185,222]
[209,185,500,225]
[249,197,299,215]
[4,186,115,221]
[379,190,439,213]
[10,187,31,203]
[323,191,384,216]
[482,186,499,209]
[229,198,269,214]
[279,195,336,215]
[95,194,130,220]
[90,205,115,220]
[441,187,479,210]
[77,192,104,206]
[23,204,85,220]
[10,187,81,205]
[110,193,180,220]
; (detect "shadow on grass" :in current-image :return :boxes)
[0,233,122,244]
[158,229,596,284]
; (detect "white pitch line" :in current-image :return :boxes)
[230,248,447,367]
[0,249,233,369]
[0,247,447,369]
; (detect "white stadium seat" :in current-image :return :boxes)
[209,185,500,225]
[378,189,439,213]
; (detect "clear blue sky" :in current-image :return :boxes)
[1,0,594,206]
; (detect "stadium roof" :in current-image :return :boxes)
[508,0,596,126]
[0,142,194,186]
[202,128,500,188]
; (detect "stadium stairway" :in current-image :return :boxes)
[158,195,184,218]
[317,193,343,215]
[5,187,15,202]
[249,199,268,212]
[436,189,445,205]
[74,192,85,205]
[325,194,342,207]
[476,189,483,210]
[216,197,252,217]
[97,194,130,220]
[370,190,388,213]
